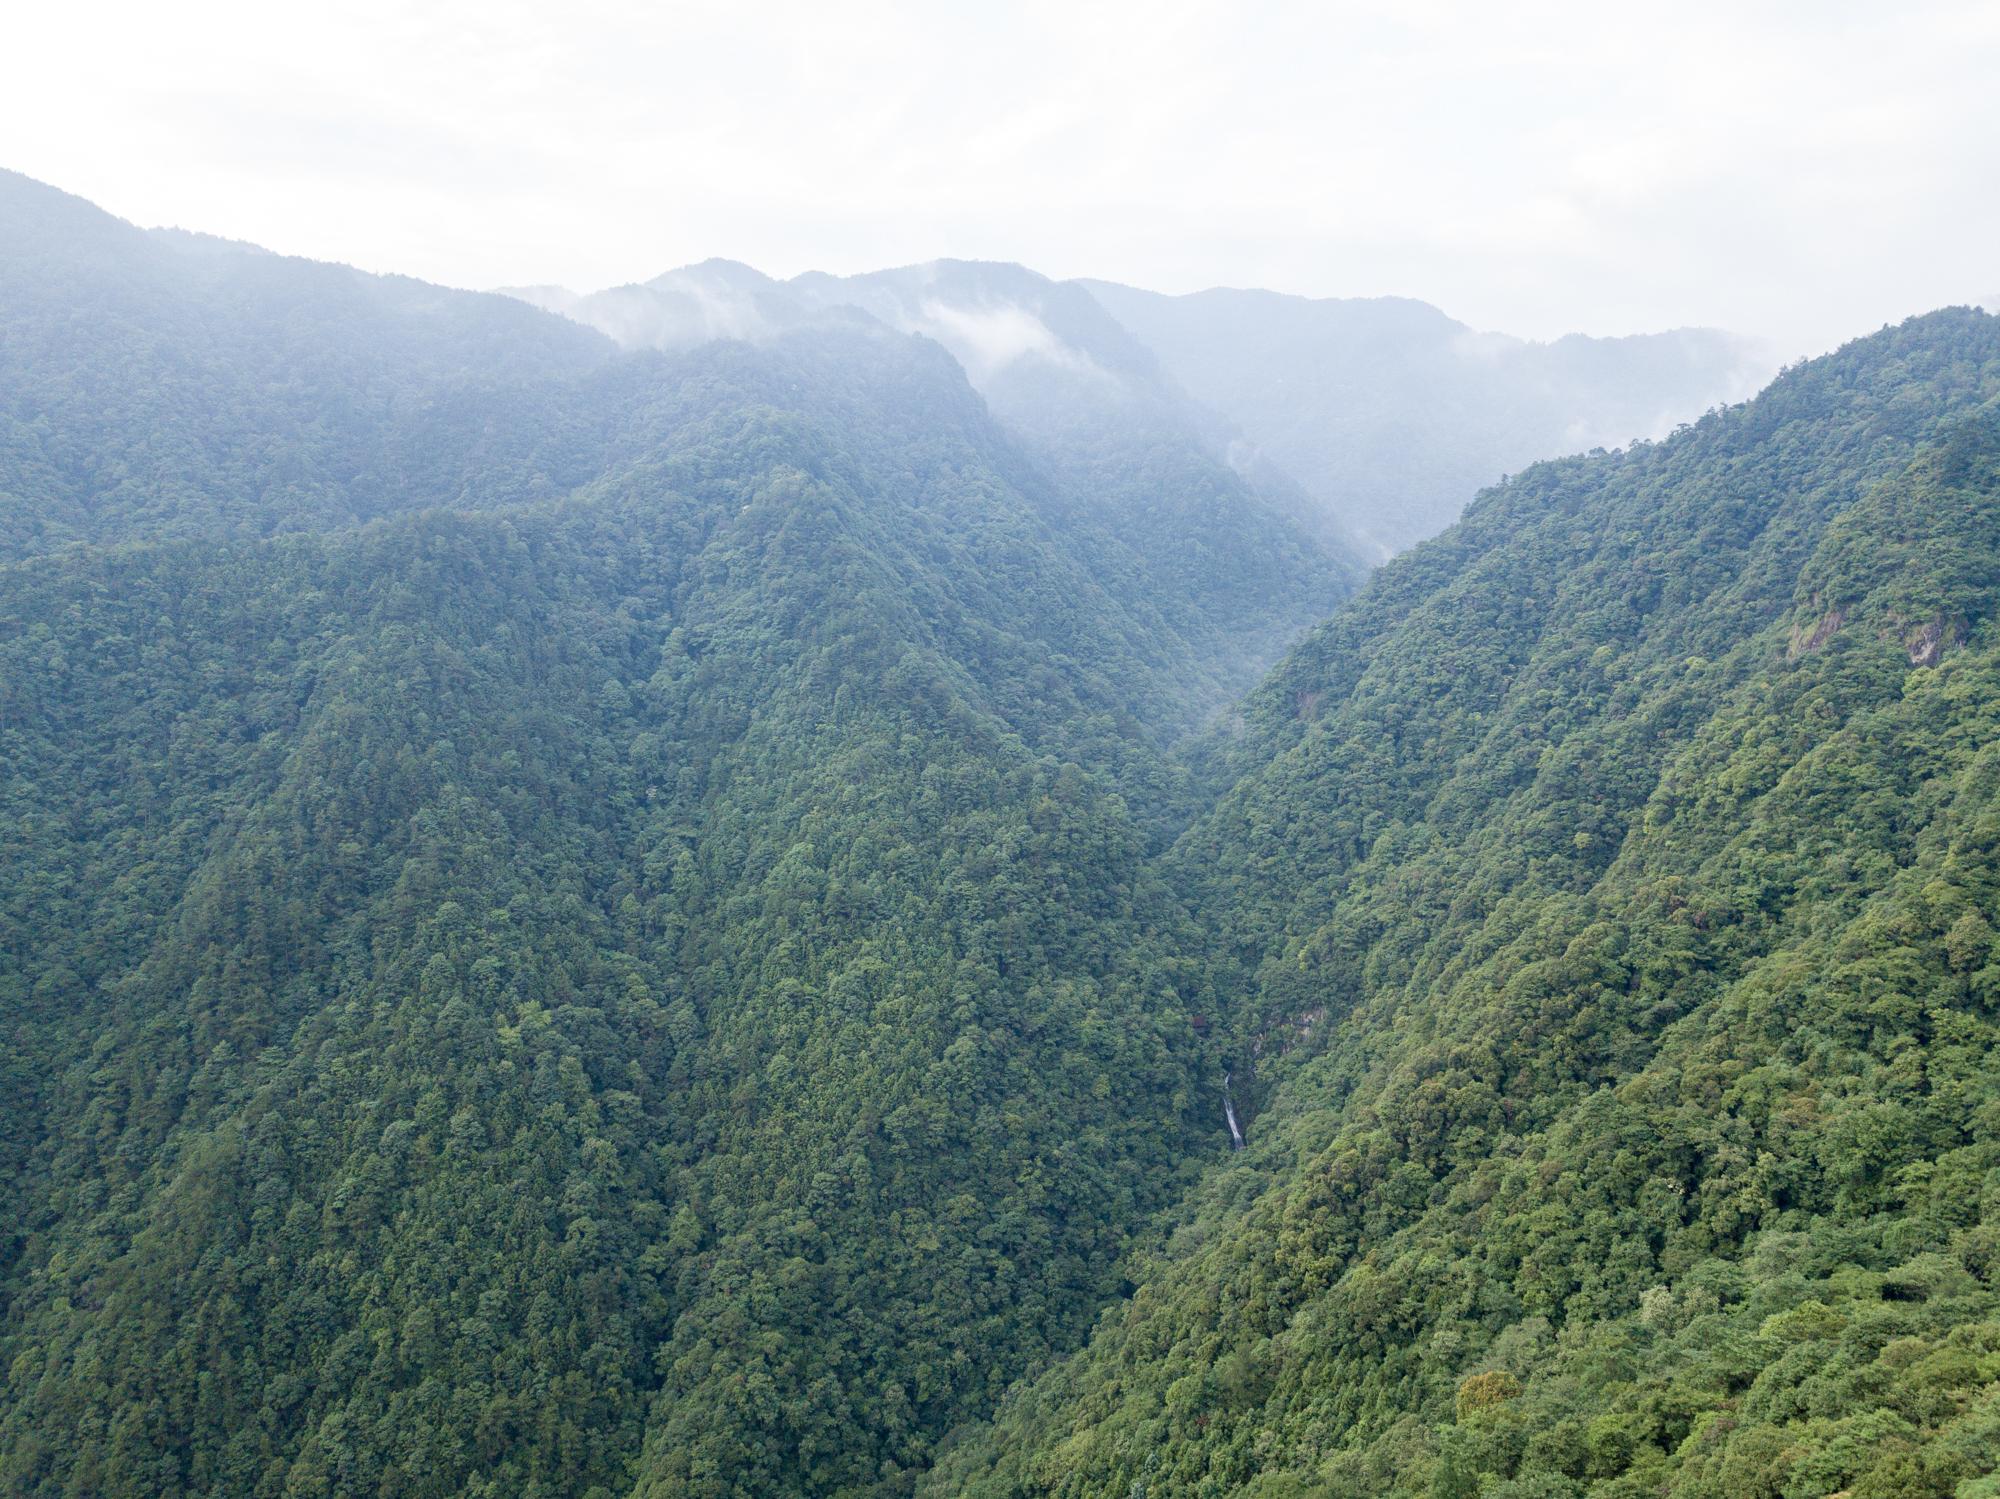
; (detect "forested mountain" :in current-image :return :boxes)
[0,174,1346,1497]
[928,306,2000,1498]
[5,162,2000,1499]
[508,258,1769,568]
[509,256,1368,594]
[0,171,619,557]
[1,170,1347,706]
[1081,279,1775,558]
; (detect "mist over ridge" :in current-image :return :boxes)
[503,254,1776,555]
[5,18,2000,1483]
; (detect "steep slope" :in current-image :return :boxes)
[1082,278,1774,558]
[0,178,1353,1497]
[508,257,1368,676]
[19,162,1999,1499]
[0,173,1346,708]
[928,308,2000,1498]
[0,170,624,557]
[801,261,1369,663]
[0,345,1220,1498]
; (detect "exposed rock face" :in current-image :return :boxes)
[1788,603,1845,657]
[1907,615,1949,666]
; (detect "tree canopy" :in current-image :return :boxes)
[5,167,2000,1499]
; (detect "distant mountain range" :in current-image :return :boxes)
[506,262,1777,557]
[1082,280,1776,556]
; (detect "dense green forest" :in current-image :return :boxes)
[0,170,1342,1497]
[929,309,2000,1498]
[1079,280,1771,558]
[4,167,2000,1499]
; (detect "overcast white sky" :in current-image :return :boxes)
[5,0,1995,356]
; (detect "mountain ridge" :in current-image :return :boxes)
[926,305,2000,1498]
[1081,275,1776,557]
[505,256,1773,559]
[4,168,1999,1498]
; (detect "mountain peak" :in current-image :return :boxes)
[646,256,783,291]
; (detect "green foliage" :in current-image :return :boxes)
[929,311,2000,1499]
[0,173,1346,1497]
[8,164,2000,1499]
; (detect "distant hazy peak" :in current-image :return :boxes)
[1080,278,1762,367]
[787,259,1170,393]
[501,256,1183,427]
[1080,274,1777,555]
[1079,277,1464,333]
[650,257,786,292]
